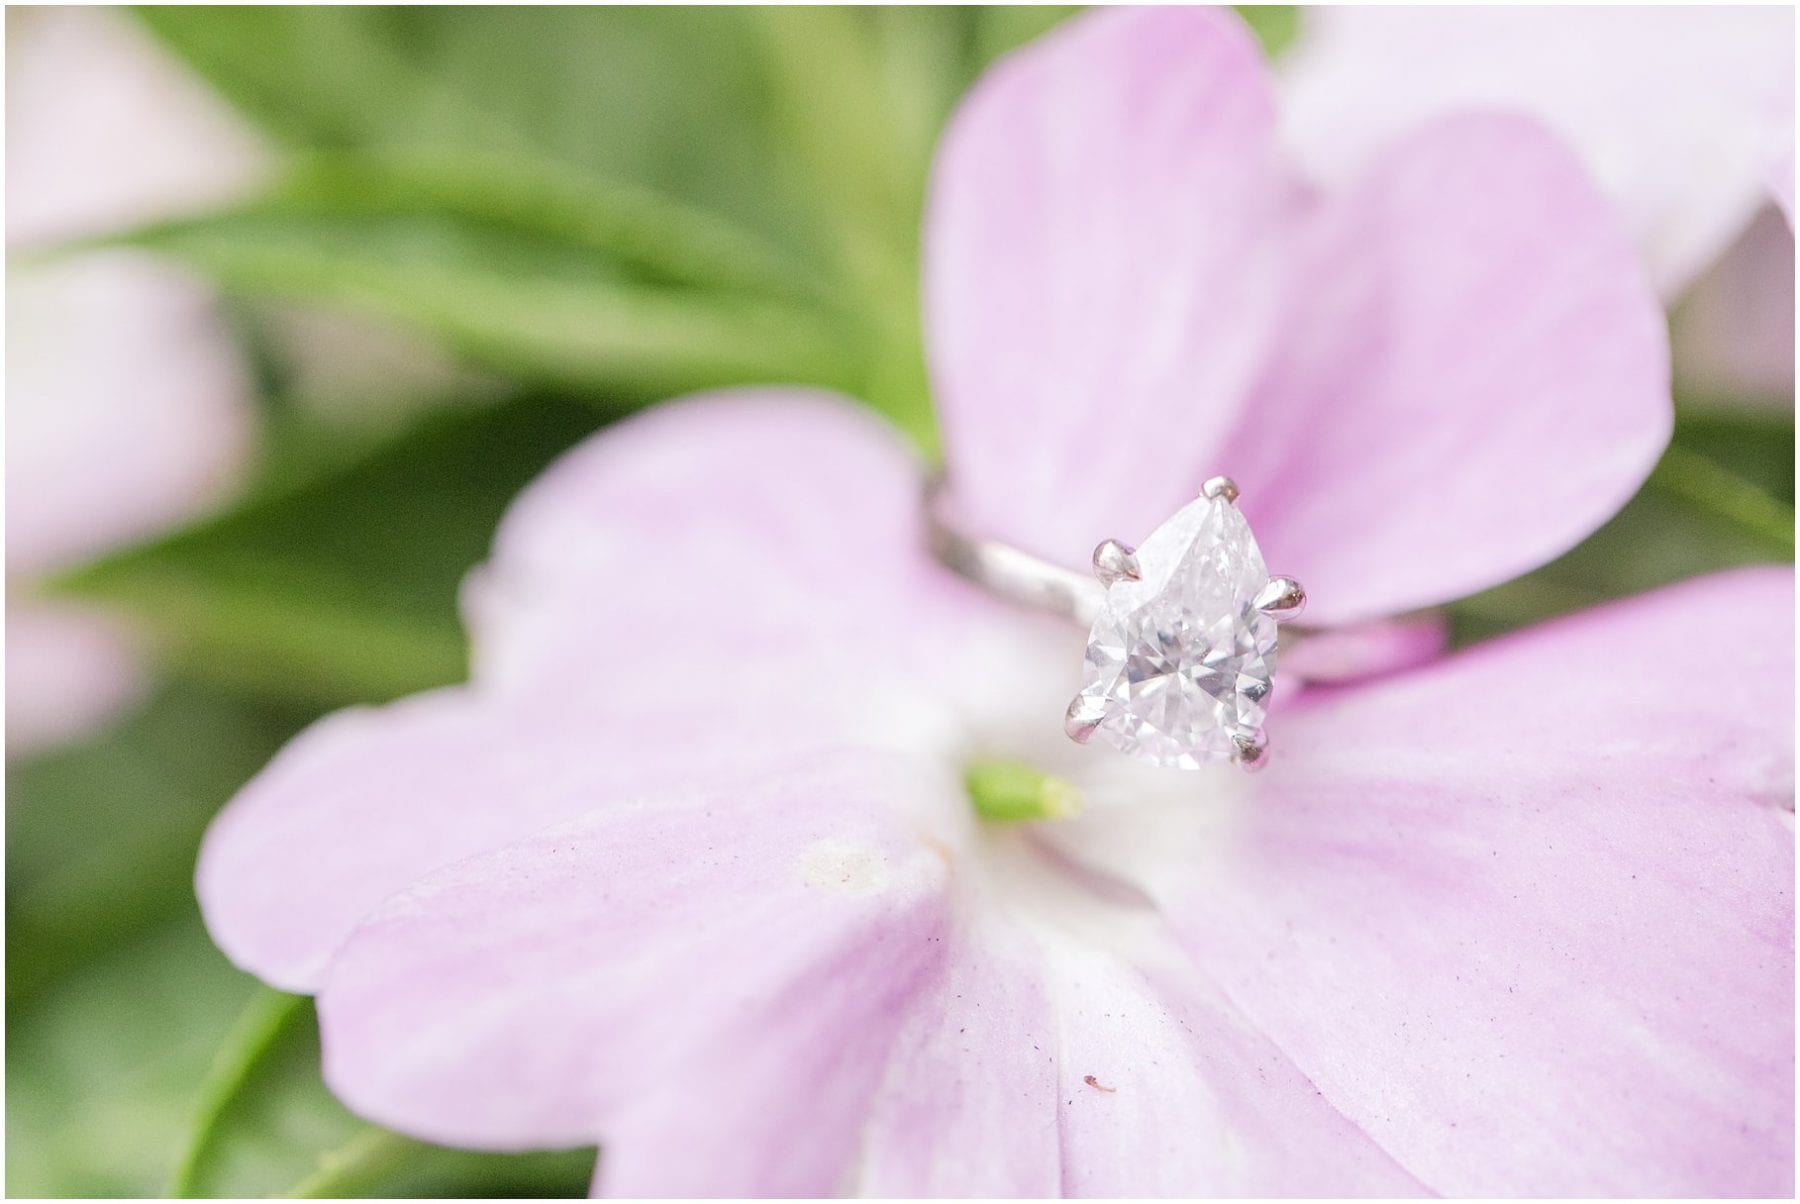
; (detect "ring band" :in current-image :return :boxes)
[924,475,1440,770]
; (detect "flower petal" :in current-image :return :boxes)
[4,601,145,757]
[6,254,256,576]
[472,388,951,690]
[923,6,1293,571]
[853,904,1063,1196]
[201,691,617,992]
[6,6,268,247]
[1227,115,1670,624]
[1137,568,1793,1195]
[1671,205,1796,406]
[199,391,967,991]
[1279,6,1795,296]
[1771,145,1795,224]
[857,873,1428,1195]
[315,755,952,1193]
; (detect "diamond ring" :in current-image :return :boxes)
[927,475,1305,773]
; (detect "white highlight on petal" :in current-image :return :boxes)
[797,840,893,898]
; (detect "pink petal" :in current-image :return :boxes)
[1671,205,1796,406]
[6,254,257,576]
[923,6,1295,572]
[6,6,268,247]
[201,691,617,992]
[857,894,1427,1196]
[315,755,952,1192]
[1771,145,1795,224]
[854,907,1063,1196]
[199,391,972,991]
[1141,568,1794,1195]
[1279,612,1449,687]
[475,389,948,687]
[1279,6,1795,297]
[5,601,146,757]
[921,8,1668,627]
[1227,115,1670,624]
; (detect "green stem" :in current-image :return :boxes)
[282,1128,428,1198]
[1650,445,1796,553]
[166,988,308,1197]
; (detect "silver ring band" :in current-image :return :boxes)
[925,475,1106,627]
[924,474,1440,687]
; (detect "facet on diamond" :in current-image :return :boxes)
[1076,494,1278,769]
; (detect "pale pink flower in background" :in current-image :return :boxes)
[1279,5,1794,299]
[1280,6,1797,405]
[5,257,255,753]
[4,7,269,248]
[5,6,268,755]
[1672,206,1796,405]
[3,9,471,754]
[197,8,1790,1197]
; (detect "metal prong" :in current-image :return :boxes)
[1065,694,1105,744]
[1232,728,1268,773]
[1253,575,1306,621]
[1091,539,1141,586]
[1201,475,1240,503]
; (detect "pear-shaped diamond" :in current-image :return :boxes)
[1076,494,1278,769]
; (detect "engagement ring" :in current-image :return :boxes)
[928,476,1305,773]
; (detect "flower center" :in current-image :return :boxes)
[963,759,1084,823]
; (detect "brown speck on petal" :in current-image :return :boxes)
[1083,1074,1117,1093]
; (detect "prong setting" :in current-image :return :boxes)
[1091,539,1141,586]
[1253,575,1307,621]
[1065,694,1105,744]
[1201,475,1240,503]
[1232,728,1269,773]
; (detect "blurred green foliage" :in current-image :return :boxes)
[121,4,1089,446]
[59,394,603,707]
[6,678,596,1197]
[7,5,1791,1198]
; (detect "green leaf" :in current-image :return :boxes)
[133,7,511,151]
[1234,6,1300,59]
[6,680,310,1002]
[7,916,593,1197]
[7,676,589,1196]
[52,395,604,707]
[7,918,270,1197]
[124,9,961,444]
[1668,404,1795,505]
[752,7,923,279]
[103,187,864,404]
[279,1126,591,1199]
[132,7,802,245]
[971,5,1082,65]
[168,989,311,1196]
[1647,444,1794,554]
[260,153,834,303]
[865,7,985,186]
[744,7,947,448]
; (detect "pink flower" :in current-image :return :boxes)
[197,9,1791,1196]
[1672,206,1796,406]
[6,8,266,755]
[1279,6,1795,299]
[1278,8,1797,408]
[5,7,269,249]
[5,253,258,756]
